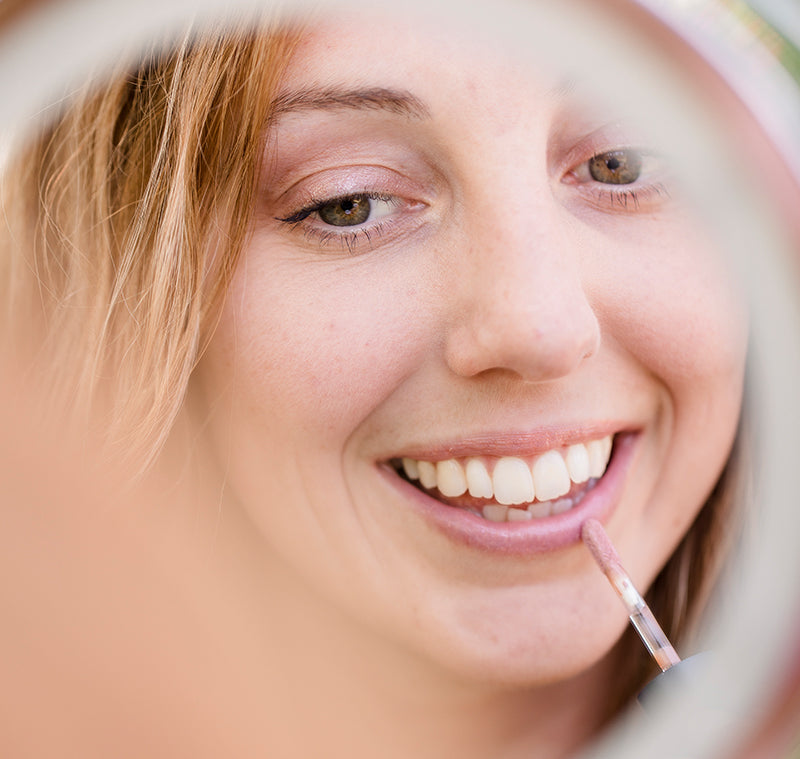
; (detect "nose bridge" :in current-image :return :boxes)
[444,202,601,382]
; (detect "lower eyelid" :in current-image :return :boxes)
[299,216,411,255]
[588,181,671,213]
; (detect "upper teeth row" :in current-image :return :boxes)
[401,435,613,506]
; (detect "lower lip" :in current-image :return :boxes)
[383,432,638,556]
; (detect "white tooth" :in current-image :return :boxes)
[492,457,535,505]
[507,507,533,522]
[482,504,509,522]
[528,501,552,518]
[551,497,573,515]
[402,458,419,480]
[417,460,437,489]
[587,438,612,478]
[565,444,590,484]
[465,458,493,499]
[436,459,467,497]
[531,450,571,502]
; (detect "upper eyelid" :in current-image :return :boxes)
[553,119,661,173]
[269,164,436,210]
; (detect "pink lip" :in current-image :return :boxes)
[381,431,638,556]
[393,423,621,461]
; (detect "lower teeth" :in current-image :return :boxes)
[462,480,596,522]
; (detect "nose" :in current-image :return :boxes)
[443,208,601,383]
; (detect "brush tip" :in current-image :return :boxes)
[581,518,622,574]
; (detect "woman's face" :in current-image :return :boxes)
[194,12,747,685]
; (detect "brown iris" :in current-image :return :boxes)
[588,150,642,185]
[318,195,371,226]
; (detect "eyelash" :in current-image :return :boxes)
[276,192,407,253]
[592,181,670,211]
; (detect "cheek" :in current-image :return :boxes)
[593,222,747,565]
[595,222,747,395]
[204,248,431,441]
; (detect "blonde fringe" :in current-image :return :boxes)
[1,21,298,471]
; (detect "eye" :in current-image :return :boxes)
[274,188,425,253]
[564,145,669,213]
[588,149,642,185]
[278,192,401,228]
[317,194,390,226]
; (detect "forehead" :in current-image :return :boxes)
[269,13,638,172]
[280,11,565,109]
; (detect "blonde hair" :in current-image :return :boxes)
[0,20,298,468]
[0,19,747,719]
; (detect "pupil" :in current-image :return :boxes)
[606,157,620,171]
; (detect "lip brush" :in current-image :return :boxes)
[581,518,681,672]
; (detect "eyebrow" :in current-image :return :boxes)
[270,86,432,120]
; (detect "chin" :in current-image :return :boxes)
[378,576,632,690]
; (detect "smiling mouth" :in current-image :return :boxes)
[391,435,614,523]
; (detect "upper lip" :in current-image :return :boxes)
[380,423,628,462]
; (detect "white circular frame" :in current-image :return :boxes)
[2,1,800,757]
